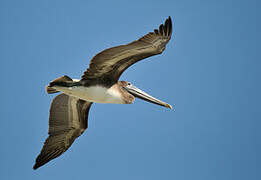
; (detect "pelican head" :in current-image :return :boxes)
[118,81,172,109]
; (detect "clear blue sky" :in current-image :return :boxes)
[0,0,260,179]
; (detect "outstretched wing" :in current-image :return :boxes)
[33,94,92,170]
[81,16,172,86]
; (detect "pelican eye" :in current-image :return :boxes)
[127,82,131,85]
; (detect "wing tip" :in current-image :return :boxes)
[33,152,58,170]
[33,163,39,170]
[165,16,172,37]
[33,156,45,170]
[33,154,47,170]
[155,16,173,38]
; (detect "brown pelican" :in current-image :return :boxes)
[33,16,173,169]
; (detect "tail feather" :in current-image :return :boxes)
[46,86,59,94]
[46,75,73,94]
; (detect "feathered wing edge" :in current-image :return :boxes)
[33,94,92,170]
[81,16,172,86]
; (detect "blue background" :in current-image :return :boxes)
[0,0,260,179]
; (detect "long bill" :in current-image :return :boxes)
[123,84,172,109]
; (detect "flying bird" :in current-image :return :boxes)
[34,16,173,169]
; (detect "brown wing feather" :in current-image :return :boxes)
[81,16,172,86]
[33,94,92,170]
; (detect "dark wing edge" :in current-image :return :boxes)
[81,16,172,86]
[33,94,92,170]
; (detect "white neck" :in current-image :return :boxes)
[53,85,125,104]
